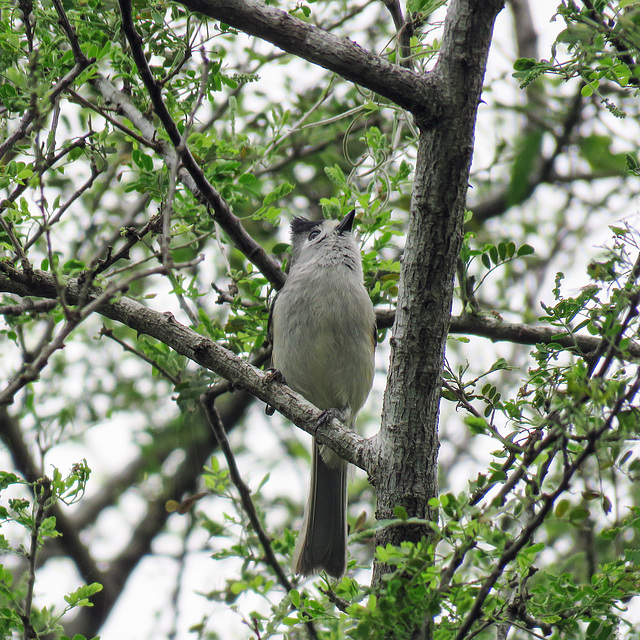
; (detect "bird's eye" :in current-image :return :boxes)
[308,229,321,240]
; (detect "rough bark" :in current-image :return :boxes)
[371,0,505,587]
[374,311,640,358]
[176,0,439,125]
[0,264,371,471]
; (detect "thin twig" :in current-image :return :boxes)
[0,102,36,161]
[441,379,524,454]
[22,477,52,640]
[90,211,160,277]
[117,0,286,289]
[590,251,640,377]
[318,587,350,613]
[201,396,292,589]
[437,537,477,595]
[66,89,161,150]
[454,370,640,640]
[0,52,90,162]
[99,326,180,385]
[24,161,102,252]
[380,0,413,68]
[0,136,93,263]
[0,213,32,272]
[0,298,58,316]
[200,397,318,640]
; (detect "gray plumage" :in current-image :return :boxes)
[269,211,375,577]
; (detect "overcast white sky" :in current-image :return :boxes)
[3,1,640,638]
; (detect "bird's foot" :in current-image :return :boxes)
[264,368,286,415]
[317,407,348,428]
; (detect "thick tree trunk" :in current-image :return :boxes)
[370,0,505,591]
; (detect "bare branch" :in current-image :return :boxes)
[23,159,103,253]
[66,89,161,150]
[22,477,52,640]
[376,310,640,360]
[0,101,36,161]
[99,326,180,385]
[0,264,371,470]
[200,398,320,638]
[380,0,413,68]
[0,298,58,316]
[175,0,438,121]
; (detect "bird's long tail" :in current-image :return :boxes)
[292,438,348,578]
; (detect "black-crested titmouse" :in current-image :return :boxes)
[269,210,376,577]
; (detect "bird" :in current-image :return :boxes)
[268,210,376,577]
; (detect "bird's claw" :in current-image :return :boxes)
[264,368,286,415]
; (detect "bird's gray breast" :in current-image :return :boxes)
[271,261,374,415]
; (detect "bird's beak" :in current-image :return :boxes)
[337,209,356,234]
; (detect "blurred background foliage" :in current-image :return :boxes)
[1,0,640,638]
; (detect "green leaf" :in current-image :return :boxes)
[64,582,103,607]
[393,505,408,520]
[506,130,543,206]
[230,581,247,595]
[238,173,257,185]
[263,182,294,207]
[556,25,595,45]
[0,472,19,491]
[465,416,489,434]
[513,57,537,71]
[516,244,535,257]
[555,499,571,518]
[272,242,290,255]
[324,164,347,189]
[569,506,590,521]
[132,149,154,171]
[579,134,627,175]
[63,259,85,273]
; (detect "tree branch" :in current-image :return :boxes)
[48,0,286,290]
[453,368,640,640]
[22,477,52,640]
[372,0,506,587]
[112,0,286,289]
[0,264,371,471]
[201,397,319,639]
[175,0,439,122]
[376,310,640,359]
[0,298,58,316]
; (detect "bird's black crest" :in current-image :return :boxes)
[291,217,323,235]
